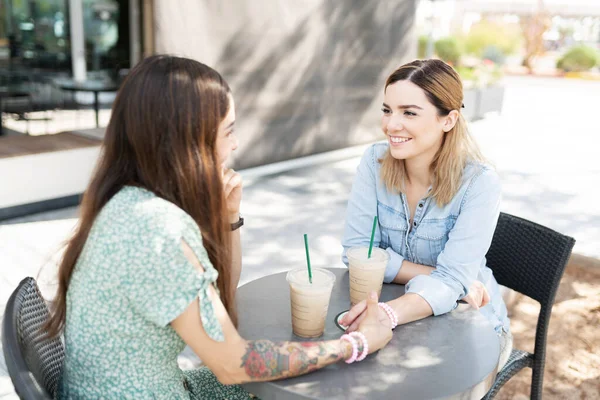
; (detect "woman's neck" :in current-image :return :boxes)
[404,157,432,188]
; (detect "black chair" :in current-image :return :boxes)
[483,213,575,400]
[0,69,35,134]
[2,277,65,399]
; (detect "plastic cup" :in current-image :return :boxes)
[347,247,389,306]
[286,267,336,338]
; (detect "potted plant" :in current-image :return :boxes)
[556,45,599,78]
[457,21,520,120]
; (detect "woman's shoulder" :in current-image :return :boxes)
[365,142,389,159]
[99,186,197,238]
[359,142,389,169]
[460,161,501,197]
[463,162,499,184]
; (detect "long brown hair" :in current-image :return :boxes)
[380,59,484,206]
[47,55,236,336]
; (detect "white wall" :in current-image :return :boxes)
[0,147,101,209]
[152,0,418,169]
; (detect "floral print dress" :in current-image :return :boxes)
[58,186,251,399]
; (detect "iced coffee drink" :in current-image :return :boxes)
[286,267,336,338]
[347,247,389,306]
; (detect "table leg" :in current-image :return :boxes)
[0,97,4,136]
[94,91,100,127]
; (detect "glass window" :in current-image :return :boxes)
[6,0,70,70]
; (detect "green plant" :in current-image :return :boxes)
[482,45,506,65]
[434,37,462,66]
[455,65,476,83]
[456,62,504,88]
[465,20,521,58]
[556,45,599,72]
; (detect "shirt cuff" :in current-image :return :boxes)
[383,247,404,283]
[405,275,459,316]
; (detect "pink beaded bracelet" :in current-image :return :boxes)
[340,334,359,364]
[349,331,369,361]
[378,302,398,329]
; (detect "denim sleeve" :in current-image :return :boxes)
[405,168,501,316]
[384,247,405,283]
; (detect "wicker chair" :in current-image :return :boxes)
[483,213,575,400]
[2,277,64,400]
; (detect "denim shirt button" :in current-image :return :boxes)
[418,203,423,208]
[413,221,417,226]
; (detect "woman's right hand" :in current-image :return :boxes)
[356,291,393,354]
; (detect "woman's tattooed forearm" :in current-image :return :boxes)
[240,340,347,380]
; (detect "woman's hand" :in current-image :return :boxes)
[462,280,490,310]
[222,168,242,219]
[354,291,393,354]
[341,297,393,334]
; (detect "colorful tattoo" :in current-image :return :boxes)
[240,340,348,381]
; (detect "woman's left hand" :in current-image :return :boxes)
[222,168,242,218]
[463,280,490,310]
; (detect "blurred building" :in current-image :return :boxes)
[0,0,145,118]
[418,0,600,48]
[0,0,143,78]
[151,0,419,168]
[0,1,418,168]
[0,1,418,220]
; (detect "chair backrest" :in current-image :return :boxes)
[2,277,65,400]
[486,213,575,307]
[0,69,33,92]
[485,213,575,399]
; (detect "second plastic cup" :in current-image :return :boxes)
[347,247,390,306]
[286,267,336,338]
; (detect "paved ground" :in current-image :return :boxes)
[1,75,599,398]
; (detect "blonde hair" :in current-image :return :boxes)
[380,59,485,206]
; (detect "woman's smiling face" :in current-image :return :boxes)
[381,80,450,164]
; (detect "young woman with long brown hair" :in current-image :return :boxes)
[48,55,392,399]
[341,59,513,370]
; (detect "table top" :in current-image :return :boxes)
[237,268,500,400]
[52,78,119,92]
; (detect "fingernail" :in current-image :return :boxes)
[369,291,376,299]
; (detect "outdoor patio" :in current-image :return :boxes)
[1,75,599,399]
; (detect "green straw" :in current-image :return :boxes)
[367,216,378,258]
[303,234,313,284]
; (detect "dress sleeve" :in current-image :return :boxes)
[120,216,225,342]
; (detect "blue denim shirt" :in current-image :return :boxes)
[342,143,510,334]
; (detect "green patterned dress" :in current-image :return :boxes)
[58,186,252,399]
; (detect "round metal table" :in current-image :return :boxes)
[53,78,119,128]
[237,268,500,400]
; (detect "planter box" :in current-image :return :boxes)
[478,85,505,116]
[463,84,505,121]
[462,88,479,121]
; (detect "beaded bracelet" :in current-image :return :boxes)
[340,334,359,364]
[378,302,398,329]
[349,331,369,362]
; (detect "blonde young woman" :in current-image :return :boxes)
[47,55,392,399]
[340,59,512,369]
